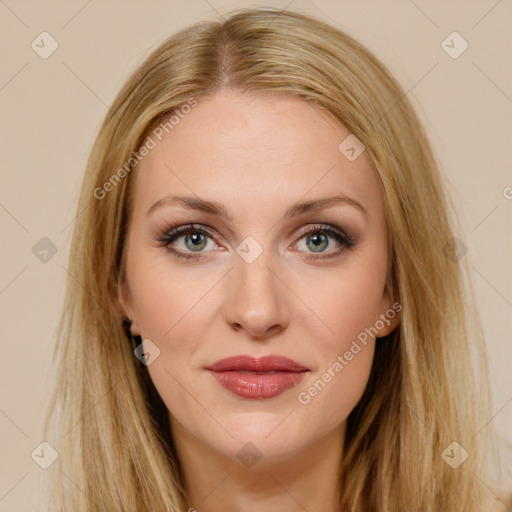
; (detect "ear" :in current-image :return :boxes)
[375,286,402,338]
[117,278,141,336]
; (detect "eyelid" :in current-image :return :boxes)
[292,223,355,244]
[155,222,216,242]
[156,222,352,245]
[156,221,356,262]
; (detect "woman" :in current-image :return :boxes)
[44,7,511,511]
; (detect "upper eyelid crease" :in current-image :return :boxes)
[146,194,368,222]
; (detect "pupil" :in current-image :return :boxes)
[309,233,327,252]
[186,233,206,251]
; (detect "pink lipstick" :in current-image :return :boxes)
[206,355,310,399]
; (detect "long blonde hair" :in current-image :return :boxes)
[43,7,510,511]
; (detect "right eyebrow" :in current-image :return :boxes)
[146,195,233,220]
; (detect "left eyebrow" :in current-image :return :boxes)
[282,194,368,221]
[146,194,368,221]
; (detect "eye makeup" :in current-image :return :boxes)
[154,221,357,262]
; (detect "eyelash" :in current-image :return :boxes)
[156,223,356,262]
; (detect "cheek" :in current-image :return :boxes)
[294,338,375,442]
[292,256,387,350]
[126,246,221,341]
[125,247,223,389]
[289,260,384,427]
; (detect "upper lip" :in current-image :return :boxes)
[206,355,310,372]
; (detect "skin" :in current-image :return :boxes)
[118,89,401,511]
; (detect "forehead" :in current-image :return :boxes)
[130,89,383,222]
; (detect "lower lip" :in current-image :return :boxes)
[208,370,307,399]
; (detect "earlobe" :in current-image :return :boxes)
[376,288,402,338]
[117,280,141,336]
[376,308,401,338]
[127,318,140,337]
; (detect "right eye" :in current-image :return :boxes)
[157,223,219,260]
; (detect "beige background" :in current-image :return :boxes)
[0,0,511,510]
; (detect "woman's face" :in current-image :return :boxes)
[119,89,399,465]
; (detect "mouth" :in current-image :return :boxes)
[205,354,310,373]
[205,355,310,399]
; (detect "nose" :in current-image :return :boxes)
[223,249,290,339]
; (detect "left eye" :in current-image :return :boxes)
[295,230,344,253]
[158,223,355,261]
[292,225,355,260]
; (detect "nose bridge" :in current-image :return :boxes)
[236,244,276,293]
[224,240,288,336]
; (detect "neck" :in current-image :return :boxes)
[170,418,346,512]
